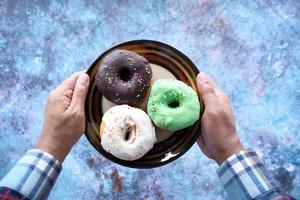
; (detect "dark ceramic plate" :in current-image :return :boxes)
[85,40,203,168]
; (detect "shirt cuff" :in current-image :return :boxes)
[0,149,62,200]
[217,149,279,200]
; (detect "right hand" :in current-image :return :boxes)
[196,72,244,164]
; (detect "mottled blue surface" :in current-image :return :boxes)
[0,0,300,199]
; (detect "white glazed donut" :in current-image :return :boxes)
[100,105,156,161]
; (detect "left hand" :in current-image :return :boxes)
[36,71,90,162]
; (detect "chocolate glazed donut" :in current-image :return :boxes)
[96,50,152,105]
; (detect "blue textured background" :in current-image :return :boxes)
[0,0,299,199]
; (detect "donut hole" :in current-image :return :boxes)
[123,119,136,143]
[166,94,181,108]
[124,127,132,141]
[168,101,180,108]
[118,67,132,82]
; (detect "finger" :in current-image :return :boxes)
[198,72,224,93]
[58,71,86,91]
[68,73,90,112]
[197,73,219,108]
[58,72,82,91]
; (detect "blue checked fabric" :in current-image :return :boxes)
[217,149,283,200]
[0,149,61,200]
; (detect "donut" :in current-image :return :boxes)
[147,80,200,131]
[96,50,152,105]
[100,105,156,161]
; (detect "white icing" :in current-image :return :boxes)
[101,105,156,161]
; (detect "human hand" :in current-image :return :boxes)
[36,72,90,162]
[196,72,244,164]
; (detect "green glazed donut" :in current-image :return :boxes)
[147,79,200,131]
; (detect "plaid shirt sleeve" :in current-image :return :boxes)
[217,149,294,200]
[0,187,29,200]
[0,149,62,200]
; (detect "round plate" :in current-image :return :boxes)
[85,40,203,168]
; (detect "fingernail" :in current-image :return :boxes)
[78,74,90,86]
[197,73,205,81]
[197,73,201,79]
[200,71,210,78]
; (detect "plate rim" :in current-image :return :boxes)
[85,39,203,169]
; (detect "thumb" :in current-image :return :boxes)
[196,72,219,108]
[69,73,90,112]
